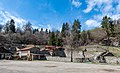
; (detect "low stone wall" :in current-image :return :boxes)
[46,56,71,62]
[105,57,120,64]
[46,56,92,63]
[73,58,91,63]
[65,50,81,58]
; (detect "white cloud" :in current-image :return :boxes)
[84,0,120,28]
[72,0,82,8]
[32,25,40,29]
[33,24,52,31]
[116,5,120,13]
[83,0,114,13]
[84,14,103,28]
[85,13,120,28]
[0,9,27,28]
[116,0,120,13]
[47,24,52,31]
[0,8,46,30]
[83,0,97,13]
[85,19,101,27]
[102,5,113,14]
[93,14,103,21]
[111,14,120,20]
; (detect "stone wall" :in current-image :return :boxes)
[46,56,92,63]
[65,50,83,58]
[46,56,71,62]
[73,58,91,63]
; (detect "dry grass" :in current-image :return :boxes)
[80,45,120,57]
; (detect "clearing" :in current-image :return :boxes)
[0,60,120,73]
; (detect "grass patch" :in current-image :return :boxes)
[80,45,120,57]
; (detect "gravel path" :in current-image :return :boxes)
[0,60,120,73]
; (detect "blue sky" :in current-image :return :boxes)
[0,0,120,31]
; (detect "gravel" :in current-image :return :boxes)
[0,60,120,73]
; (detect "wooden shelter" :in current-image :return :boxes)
[0,47,12,60]
[44,46,66,57]
[17,46,46,60]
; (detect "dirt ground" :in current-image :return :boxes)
[0,60,120,73]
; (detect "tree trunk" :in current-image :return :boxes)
[107,34,110,52]
[82,51,85,59]
[70,46,73,62]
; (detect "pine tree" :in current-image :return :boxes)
[81,30,87,45]
[65,22,70,36]
[61,23,66,37]
[33,29,39,34]
[101,16,111,36]
[101,16,114,46]
[65,19,81,62]
[55,31,59,46]
[71,19,81,48]
[4,21,10,33]
[61,22,70,38]
[9,19,15,33]
[0,25,3,32]
[49,31,56,46]
[109,20,114,36]
[45,29,48,34]
[23,21,32,32]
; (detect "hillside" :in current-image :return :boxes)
[80,45,120,57]
[89,28,106,43]
[83,22,120,46]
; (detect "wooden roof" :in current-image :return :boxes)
[56,46,64,49]
[45,46,55,50]
[44,46,64,51]
[17,46,34,51]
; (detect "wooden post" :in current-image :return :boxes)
[32,54,33,61]
[71,46,73,62]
